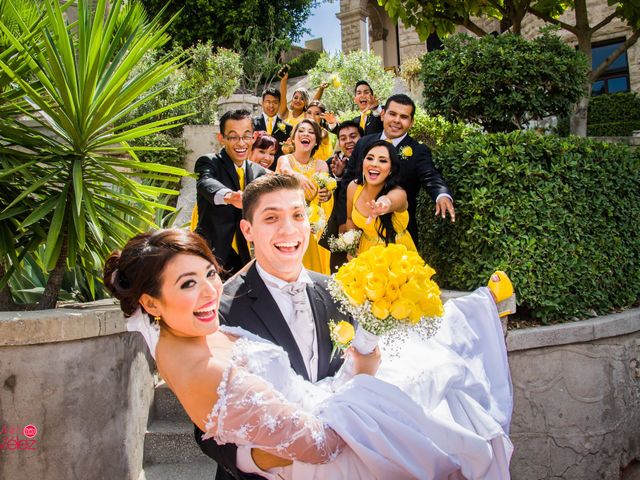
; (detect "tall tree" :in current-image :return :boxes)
[139,0,315,51]
[379,0,640,136]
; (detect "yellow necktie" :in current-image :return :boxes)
[232,166,245,254]
[267,116,274,135]
[236,166,245,190]
[359,112,367,130]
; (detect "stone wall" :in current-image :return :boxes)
[0,302,154,480]
[507,309,640,479]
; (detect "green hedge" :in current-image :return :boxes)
[288,50,321,78]
[410,106,481,150]
[417,131,640,323]
[557,92,640,136]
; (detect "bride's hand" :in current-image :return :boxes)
[349,345,381,376]
[252,448,293,469]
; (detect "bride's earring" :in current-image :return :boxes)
[153,316,161,327]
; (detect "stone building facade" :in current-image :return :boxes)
[337,0,639,93]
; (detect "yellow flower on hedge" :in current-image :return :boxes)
[400,146,413,159]
[331,74,341,88]
[371,297,391,319]
[332,320,355,344]
[345,285,366,305]
[364,274,386,302]
[390,297,416,320]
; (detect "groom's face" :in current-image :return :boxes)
[240,188,310,283]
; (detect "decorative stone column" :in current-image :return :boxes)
[337,0,369,53]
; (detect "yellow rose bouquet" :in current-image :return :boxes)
[312,172,338,192]
[328,243,443,354]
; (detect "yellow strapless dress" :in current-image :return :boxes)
[351,184,417,255]
[281,155,332,275]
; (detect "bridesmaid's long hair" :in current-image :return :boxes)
[354,140,402,245]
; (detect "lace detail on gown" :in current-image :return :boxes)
[202,337,344,464]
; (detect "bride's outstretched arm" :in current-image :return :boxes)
[203,366,345,464]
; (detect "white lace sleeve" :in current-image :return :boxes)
[203,366,344,464]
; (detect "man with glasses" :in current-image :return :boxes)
[194,109,269,278]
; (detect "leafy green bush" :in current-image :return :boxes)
[288,50,321,78]
[410,106,481,150]
[417,131,640,323]
[420,30,588,133]
[308,50,395,113]
[556,92,640,136]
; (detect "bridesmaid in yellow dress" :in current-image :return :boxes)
[276,119,333,274]
[346,140,417,255]
[305,100,335,161]
[278,70,327,128]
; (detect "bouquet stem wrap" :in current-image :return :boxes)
[351,326,379,355]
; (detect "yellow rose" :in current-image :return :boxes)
[419,293,444,317]
[332,321,355,344]
[400,146,413,158]
[409,304,423,324]
[364,274,386,302]
[371,297,391,319]
[400,279,423,303]
[345,285,366,305]
[382,277,399,302]
[390,297,416,320]
[389,258,414,285]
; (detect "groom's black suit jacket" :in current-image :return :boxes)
[252,115,293,171]
[194,262,353,480]
[337,132,452,243]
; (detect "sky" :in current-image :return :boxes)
[297,1,342,54]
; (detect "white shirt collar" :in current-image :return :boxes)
[380,132,408,147]
[255,262,313,290]
[262,112,277,124]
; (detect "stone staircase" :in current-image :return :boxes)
[139,381,217,479]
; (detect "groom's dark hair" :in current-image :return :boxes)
[242,174,303,222]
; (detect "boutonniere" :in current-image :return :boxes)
[277,122,287,132]
[400,146,413,160]
[329,320,355,358]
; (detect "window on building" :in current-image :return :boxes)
[591,38,630,96]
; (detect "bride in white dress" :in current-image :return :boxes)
[104,229,513,480]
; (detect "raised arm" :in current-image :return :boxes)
[313,82,328,101]
[203,366,344,464]
[278,72,290,119]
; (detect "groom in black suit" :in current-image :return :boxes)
[338,94,456,243]
[253,87,292,170]
[194,174,354,480]
[194,109,269,278]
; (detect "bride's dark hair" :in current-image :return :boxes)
[103,229,219,317]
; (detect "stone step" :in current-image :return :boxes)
[139,459,217,480]
[153,380,189,423]
[144,419,206,465]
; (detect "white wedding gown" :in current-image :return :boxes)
[202,288,513,479]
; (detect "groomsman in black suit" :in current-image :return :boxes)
[320,120,363,272]
[194,174,354,480]
[194,109,269,278]
[253,87,292,170]
[351,80,383,136]
[339,94,455,243]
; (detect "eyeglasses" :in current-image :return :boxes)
[224,134,253,144]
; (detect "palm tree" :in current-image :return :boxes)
[0,0,192,309]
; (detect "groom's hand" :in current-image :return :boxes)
[252,448,293,470]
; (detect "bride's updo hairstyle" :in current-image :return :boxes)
[104,229,218,317]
